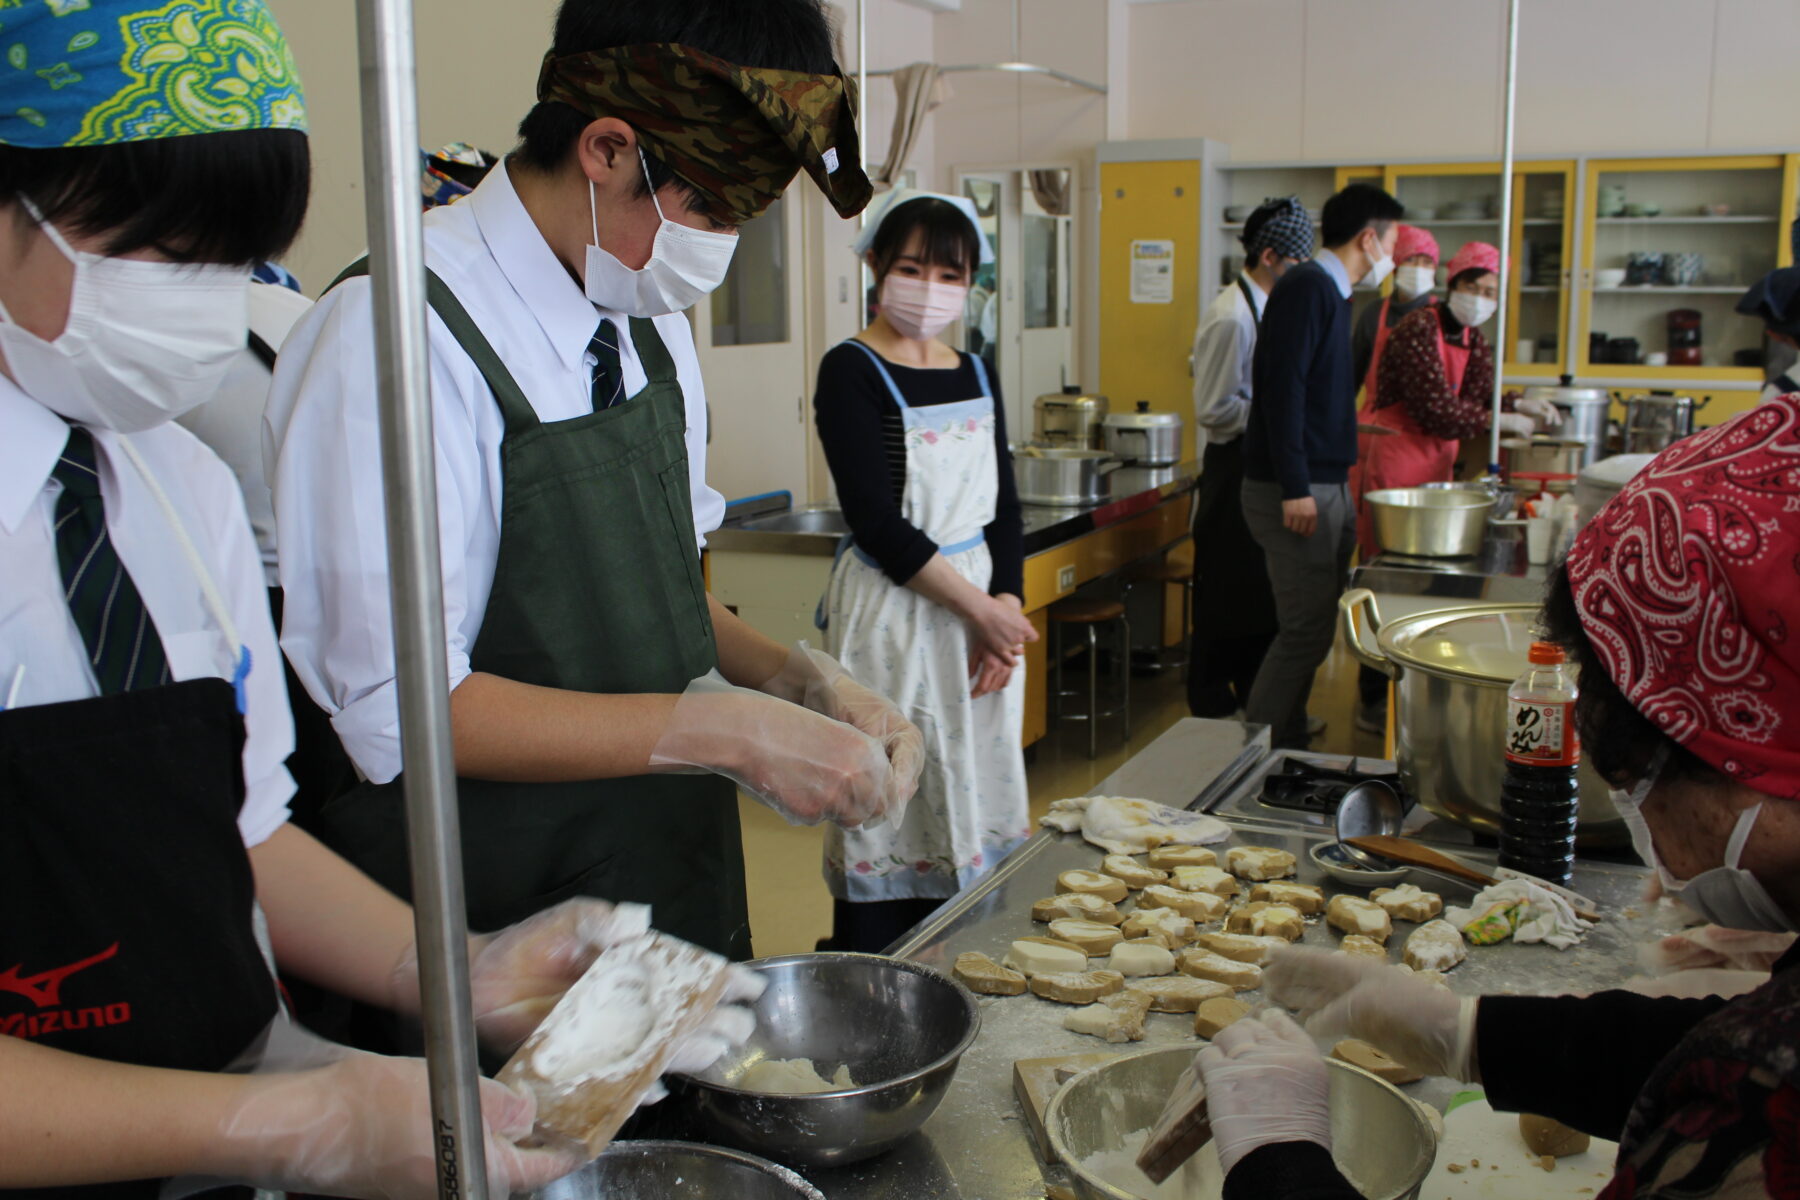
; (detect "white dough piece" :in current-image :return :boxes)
[1120,908,1199,949]
[1063,988,1153,1042]
[1148,845,1218,870]
[1192,931,1286,965]
[1138,885,1229,922]
[1109,939,1178,977]
[1003,937,1089,976]
[1048,918,1127,955]
[1249,881,1326,914]
[1403,920,1468,972]
[1100,854,1169,890]
[1224,902,1305,941]
[1327,895,1393,944]
[1052,795,1233,856]
[1177,949,1262,991]
[1370,883,1444,923]
[1032,893,1125,924]
[1171,865,1238,897]
[737,1058,854,1094]
[1128,975,1232,1013]
[1225,846,1298,881]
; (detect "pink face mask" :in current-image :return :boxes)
[880,274,968,341]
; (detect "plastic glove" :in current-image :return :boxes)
[757,644,925,820]
[649,670,894,828]
[1196,1009,1333,1176]
[184,1023,584,1200]
[1514,394,1564,430]
[1496,411,1537,438]
[1264,946,1480,1081]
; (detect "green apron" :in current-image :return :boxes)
[315,263,750,959]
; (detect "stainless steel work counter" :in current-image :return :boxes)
[1351,525,1549,606]
[801,718,1677,1200]
[1019,462,1199,557]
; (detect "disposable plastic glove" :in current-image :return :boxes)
[1196,1009,1332,1176]
[757,643,925,821]
[184,1024,583,1200]
[1496,411,1538,438]
[649,670,895,828]
[1514,394,1565,430]
[1264,946,1480,1081]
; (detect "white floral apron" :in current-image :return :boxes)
[822,340,1031,902]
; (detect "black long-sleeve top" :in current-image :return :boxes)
[1225,942,1800,1200]
[1243,259,1358,499]
[812,341,1025,598]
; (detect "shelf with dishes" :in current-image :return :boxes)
[1596,214,1778,225]
[1592,285,1751,295]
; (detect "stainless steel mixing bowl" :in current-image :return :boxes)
[1046,1046,1436,1200]
[667,952,980,1168]
[535,1140,824,1200]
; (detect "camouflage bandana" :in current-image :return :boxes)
[537,42,872,226]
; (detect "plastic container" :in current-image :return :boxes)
[1499,641,1581,884]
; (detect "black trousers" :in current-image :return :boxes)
[1187,438,1279,718]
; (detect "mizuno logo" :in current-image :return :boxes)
[0,943,120,1009]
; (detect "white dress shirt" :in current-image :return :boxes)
[1192,272,1266,445]
[1316,248,1355,299]
[0,379,295,847]
[267,159,726,786]
[176,280,314,587]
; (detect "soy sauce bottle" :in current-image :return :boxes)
[1499,642,1581,884]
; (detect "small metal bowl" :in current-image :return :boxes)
[1310,839,1410,886]
[535,1139,823,1200]
[1048,1046,1436,1200]
[668,952,980,1168]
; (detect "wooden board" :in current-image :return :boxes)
[1013,1052,1120,1163]
[1419,1098,1620,1200]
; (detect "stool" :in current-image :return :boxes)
[1123,559,1194,678]
[1049,597,1132,759]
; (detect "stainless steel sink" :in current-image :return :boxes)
[741,509,851,535]
[709,507,848,556]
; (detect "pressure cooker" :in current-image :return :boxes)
[1034,387,1108,449]
[1521,375,1612,467]
[1100,401,1184,467]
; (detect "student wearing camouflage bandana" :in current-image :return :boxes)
[268,0,921,1005]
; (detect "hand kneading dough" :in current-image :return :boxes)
[1033,893,1125,925]
[1120,908,1198,949]
[1403,920,1467,972]
[1003,937,1088,976]
[1249,881,1326,914]
[953,952,1026,995]
[1224,901,1305,941]
[1394,963,1451,988]
[1029,969,1125,1004]
[1047,918,1126,955]
[1332,1039,1422,1085]
[1100,854,1168,890]
[1127,975,1231,1013]
[1192,996,1252,1039]
[1177,949,1262,991]
[1225,846,1298,881]
[1138,885,1228,922]
[1192,931,1286,965]
[1056,869,1130,903]
[1109,939,1177,977]
[1371,883,1444,923]
[1148,845,1218,870]
[739,1058,855,1094]
[1327,895,1394,944]
[1063,988,1153,1043]
[1338,934,1388,959]
[1171,865,1239,896]
[1519,1113,1591,1158]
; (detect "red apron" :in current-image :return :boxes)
[1351,302,1470,559]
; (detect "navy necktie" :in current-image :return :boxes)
[52,428,171,694]
[589,318,624,410]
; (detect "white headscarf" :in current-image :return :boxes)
[850,188,995,265]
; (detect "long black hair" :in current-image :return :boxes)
[866,197,979,284]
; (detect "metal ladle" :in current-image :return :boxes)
[1333,780,1406,872]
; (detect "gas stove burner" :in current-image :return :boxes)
[1258,755,1402,816]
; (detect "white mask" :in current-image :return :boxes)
[880,274,968,341]
[1361,229,1395,288]
[0,199,249,433]
[1393,265,1435,299]
[1610,747,1794,932]
[583,149,738,317]
[1449,291,1498,328]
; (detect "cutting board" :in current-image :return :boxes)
[1418,1098,1620,1200]
[1014,1052,1120,1162]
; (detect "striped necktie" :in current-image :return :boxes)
[589,318,624,410]
[52,428,171,694]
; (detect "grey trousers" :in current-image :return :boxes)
[1240,479,1357,748]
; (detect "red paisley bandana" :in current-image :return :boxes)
[1565,393,1800,798]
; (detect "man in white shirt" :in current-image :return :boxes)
[1187,197,1313,719]
[269,0,922,979]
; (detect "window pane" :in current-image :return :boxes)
[711,195,787,346]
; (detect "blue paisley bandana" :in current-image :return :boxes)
[0,0,306,148]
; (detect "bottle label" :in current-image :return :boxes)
[1506,699,1580,766]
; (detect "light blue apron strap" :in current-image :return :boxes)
[966,349,994,401]
[840,339,914,412]
[814,532,856,631]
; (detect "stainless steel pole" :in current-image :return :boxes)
[1488,0,1521,473]
[856,0,867,165]
[354,4,489,1198]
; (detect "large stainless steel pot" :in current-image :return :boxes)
[1622,392,1703,453]
[1340,591,1624,844]
[1034,389,1108,449]
[1364,487,1493,557]
[1100,401,1183,466]
[1523,375,1612,466]
[1500,436,1588,486]
[1012,446,1123,506]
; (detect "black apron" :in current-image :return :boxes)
[313,265,750,960]
[0,677,277,1200]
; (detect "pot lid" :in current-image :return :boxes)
[1578,452,1657,487]
[1103,406,1183,428]
[1523,374,1611,406]
[1374,603,1542,686]
[1037,391,1107,409]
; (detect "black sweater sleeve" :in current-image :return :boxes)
[1477,990,1730,1142]
[1225,1142,1361,1200]
[985,374,1025,598]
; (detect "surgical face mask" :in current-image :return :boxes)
[1610,748,1794,932]
[0,199,249,433]
[1393,265,1435,298]
[583,149,738,317]
[880,274,968,341]
[1360,229,1395,288]
[1449,291,1498,328]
